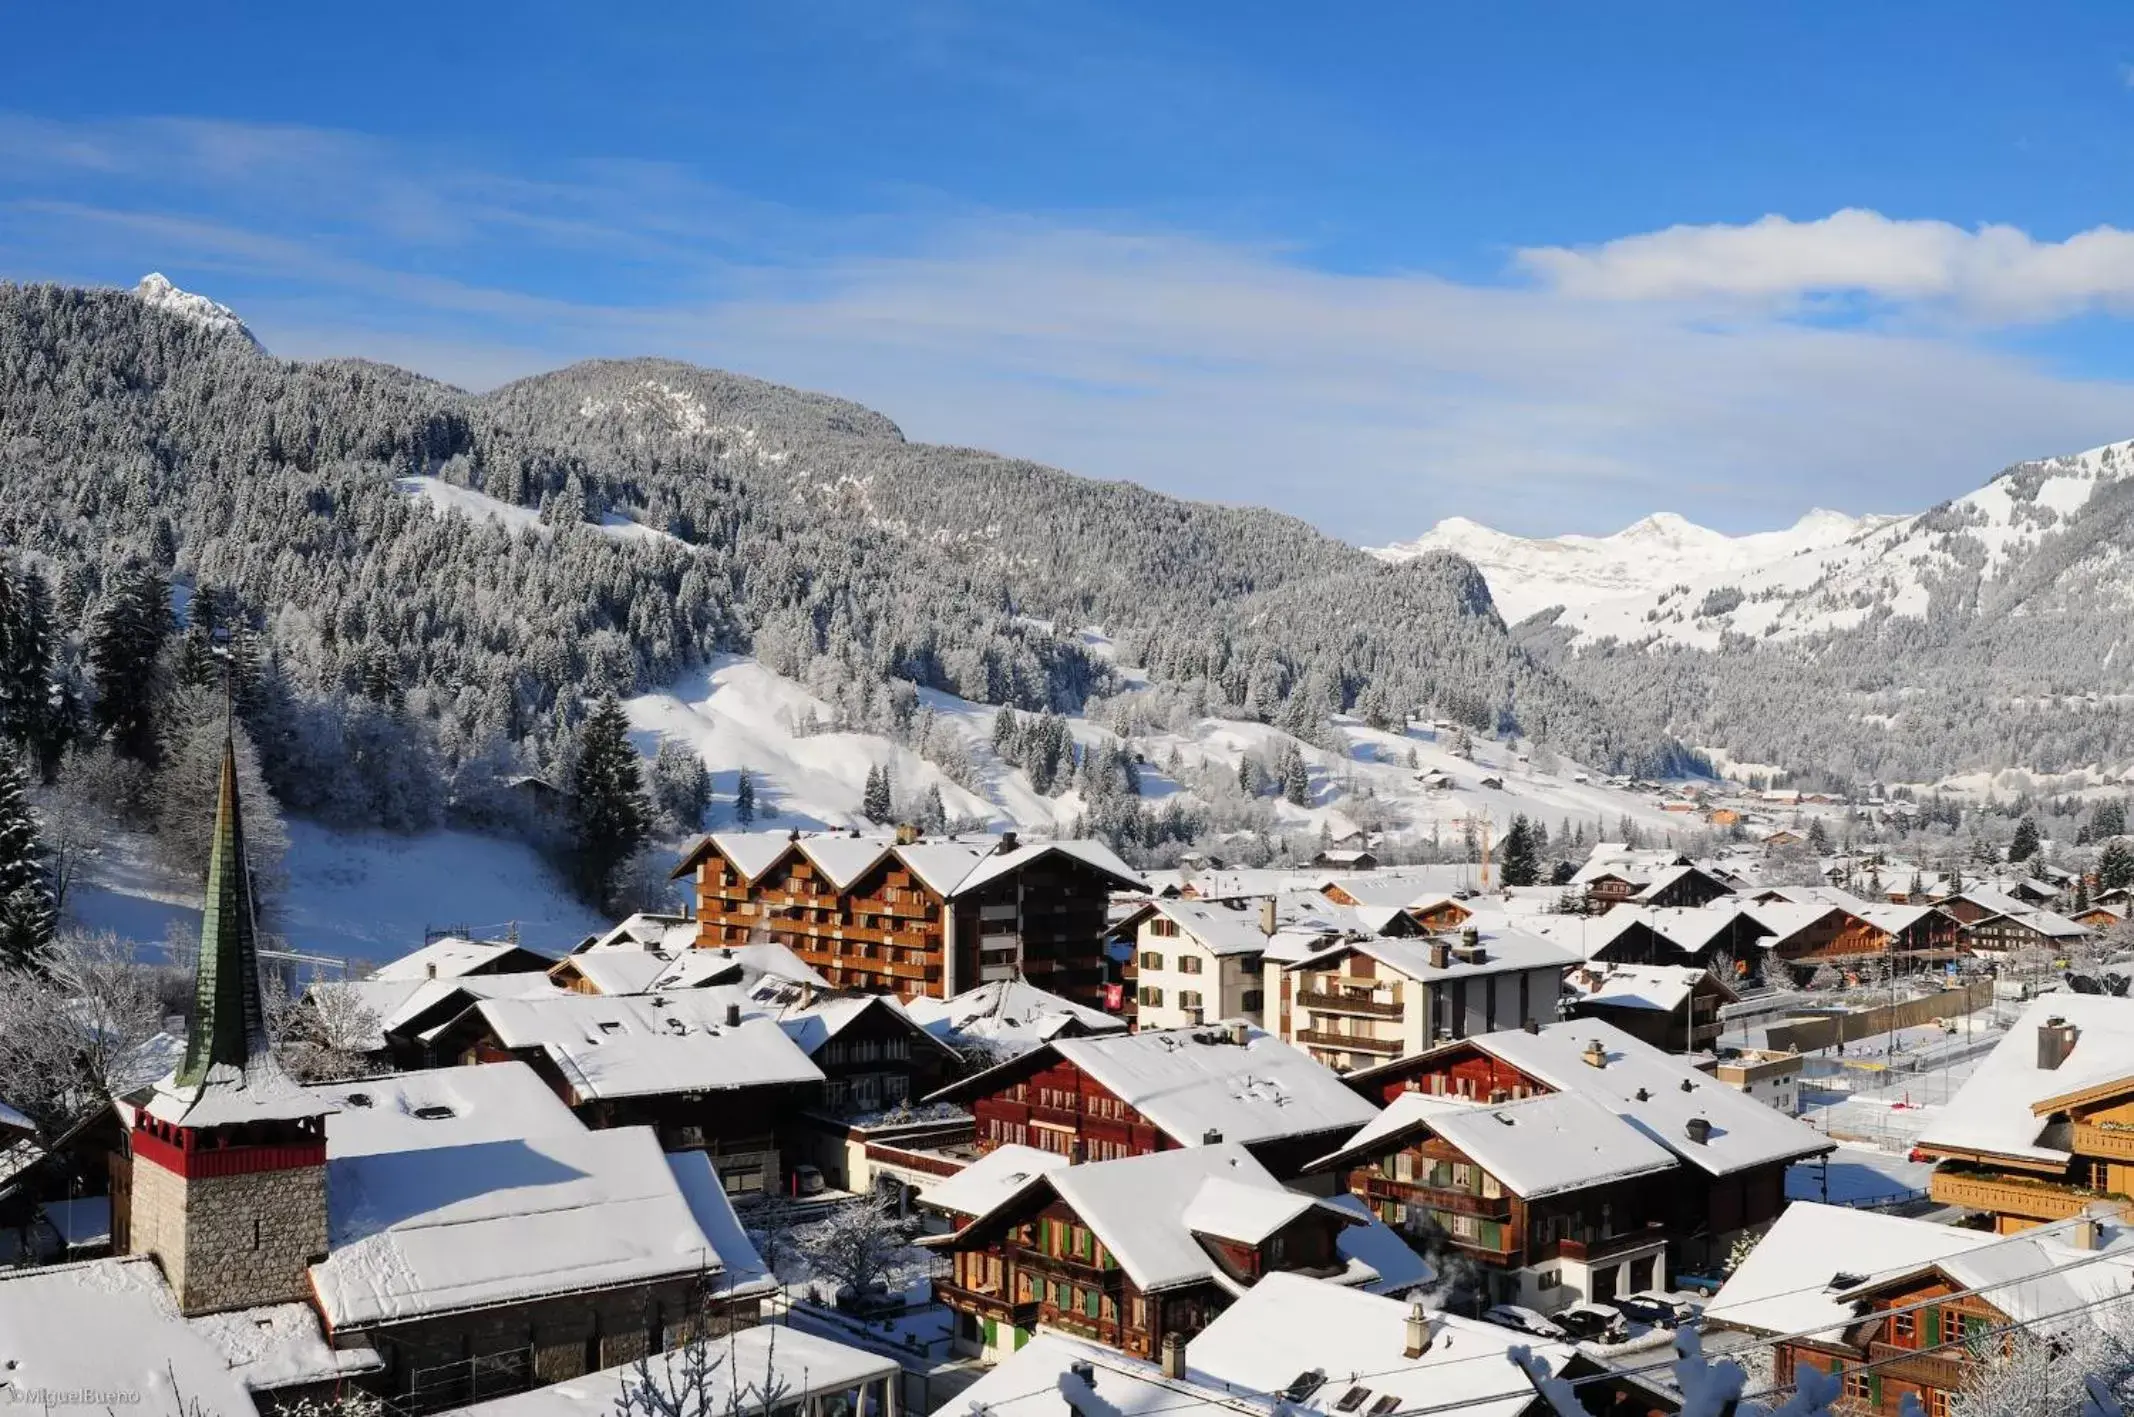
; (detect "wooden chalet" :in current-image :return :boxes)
[926,1023,1378,1181]
[1563,963,1739,1054]
[1343,1019,1830,1274]
[673,830,1144,1006]
[923,1143,1422,1363]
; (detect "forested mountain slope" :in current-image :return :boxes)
[0,279,1682,851]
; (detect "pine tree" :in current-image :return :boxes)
[733,767,757,825]
[2010,815,2041,864]
[87,564,171,763]
[1805,817,1832,855]
[649,739,709,829]
[0,748,54,967]
[1500,814,1540,887]
[918,782,946,832]
[1282,745,1310,806]
[567,693,650,907]
[2099,838,2134,892]
[862,763,893,823]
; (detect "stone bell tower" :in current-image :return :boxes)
[130,734,335,1314]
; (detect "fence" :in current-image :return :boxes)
[1762,981,1994,1054]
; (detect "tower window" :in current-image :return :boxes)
[252,1218,261,1250]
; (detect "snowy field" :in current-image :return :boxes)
[66,818,607,971]
[627,651,1696,846]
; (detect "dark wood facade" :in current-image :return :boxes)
[1773,1271,2012,1417]
[1348,1045,1790,1273]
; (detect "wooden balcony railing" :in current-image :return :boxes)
[1928,1169,2103,1222]
[2072,1122,2134,1163]
[1297,989,1404,1019]
[1866,1342,1972,1393]
[1297,1028,1404,1056]
[1360,1174,1512,1219]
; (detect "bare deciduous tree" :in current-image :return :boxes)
[0,929,172,1133]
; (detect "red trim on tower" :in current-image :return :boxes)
[132,1125,325,1179]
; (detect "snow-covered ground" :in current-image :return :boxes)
[627,653,1696,845]
[66,818,607,971]
[1371,510,1885,625]
[1784,1144,1934,1206]
[395,475,680,547]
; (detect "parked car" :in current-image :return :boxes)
[1601,1293,1677,1328]
[1482,1304,1566,1340]
[1609,1291,1700,1326]
[1550,1303,1628,1343]
[792,1164,826,1196]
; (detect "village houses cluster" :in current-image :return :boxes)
[10,753,2134,1417]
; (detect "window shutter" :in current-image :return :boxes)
[1869,1375,1882,1407]
[1925,1308,1941,1346]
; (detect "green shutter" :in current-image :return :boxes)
[1014,1326,1030,1350]
[1925,1309,1941,1346]
[983,1318,998,1348]
[1084,1287,1101,1318]
[1869,1375,1882,1407]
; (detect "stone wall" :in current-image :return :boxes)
[130,1156,328,1314]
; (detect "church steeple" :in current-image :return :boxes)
[174,734,271,1087]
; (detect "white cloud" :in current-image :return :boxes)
[1519,208,2134,322]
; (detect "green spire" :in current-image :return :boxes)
[174,734,270,1088]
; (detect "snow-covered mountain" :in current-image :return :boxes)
[133,273,263,350]
[1527,439,2134,650]
[1372,509,1889,624]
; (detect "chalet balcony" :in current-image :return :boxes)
[1866,1342,1972,1393]
[1359,1174,1512,1220]
[1928,1166,2104,1223]
[932,1279,1038,1328]
[1554,1225,1667,1264]
[1296,989,1403,1020]
[2072,1122,2134,1163]
[1296,1028,1404,1056]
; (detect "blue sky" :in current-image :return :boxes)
[9,3,2134,539]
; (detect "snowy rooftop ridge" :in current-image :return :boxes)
[135,274,262,350]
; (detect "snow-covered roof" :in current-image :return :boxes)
[1317,1193,1436,1297]
[931,1333,1223,1417]
[475,988,824,1100]
[1564,963,1730,1014]
[313,1122,728,1327]
[797,834,894,890]
[557,951,672,996]
[1741,899,1856,946]
[372,937,542,982]
[700,831,801,883]
[449,1319,898,1417]
[1142,898,1274,957]
[332,972,564,1047]
[1707,1201,2058,1340]
[1179,1175,1317,1245]
[1014,1025,1378,1147]
[144,1053,331,1128]
[1974,905,2094,940]
[656,940,827,991]
[1917,994,2134,1164]
[951,838,1146,897]
[1870,1230,2134,1331]
[1441,1019,1831,1177]
[575,912,698,954]
[187,1300,383,1391]
[0,1257,285,1416]
[664,1150,777,1303]
[893,840,995,895]
[1187,1273,1575,1417]
[311,1062,581,1158]
[1313,1090,1678,1199]
[1292,924,1576,984]
[918,1143,1073,1217]
[904,978,1126,1058]
[1571,846,1686,887]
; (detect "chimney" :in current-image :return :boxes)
[1203,1128,1223,1145]
[1403,1302,1432,1359]
[1582,1039,1608,1069]
[1428,941,1450,970]
[997,830,1020,855]
[895,822,919,846]
[1522,1017,1540,1034]
[1685,1116,1712,1145]
[2039,1016,2080,1071]
[1069,1360,1096,1390]
[1227,1020,1250,1047]
[1160,1333,1187,1381]
[725,1002,742,1027]
[1461,925,1480,948]
[1260,897,1277,937]
[426,961,438,980]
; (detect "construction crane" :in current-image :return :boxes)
[1451,812,1494,891]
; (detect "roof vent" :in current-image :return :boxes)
[1203,1128,1223,1145]
[1226,1020,1251,1046]
[725,1002,743,1027]
[345,1092,373,1108]
[1522,1018,1540,1034]
[2039,1016,2081,1071]
[1635,1088,1650,1102]
[997,830,1020,855]
[1685,1116,1712,1145]
[413,1104,456,1121]
[1068,1360,1095,1389]
[1282,1369,1327,1403]
[1582,1039,1607,1069]
[1681,1077,1695,1093]
[788,829,801,842]
[1461,925,1480,948]
[895,822,920,846]
[1428,941,1451,970]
